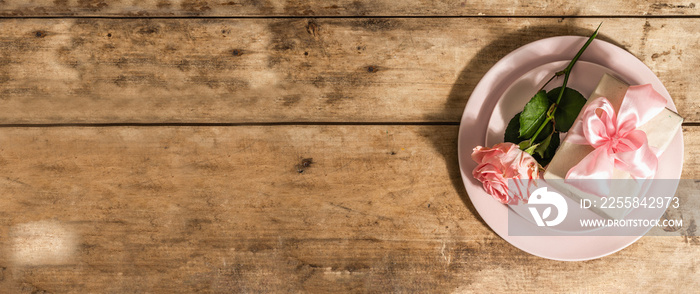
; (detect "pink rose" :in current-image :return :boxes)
[471,142,540,204]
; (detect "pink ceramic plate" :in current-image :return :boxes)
[457,36,684,261]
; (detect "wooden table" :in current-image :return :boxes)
[0,1,698,292]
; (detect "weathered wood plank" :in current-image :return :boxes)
[0,0,698,17]
[0,125,697,293]
[0,18,697,124]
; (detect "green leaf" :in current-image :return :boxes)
[547,87,586,132]
[504,112,522,143]
[544,132,560,160]
[536,121,554,142]
[523,144,537,155]
[519,139,533,151]
[534,132,553,158]
[519,90,551,138]
[533,131,560,166]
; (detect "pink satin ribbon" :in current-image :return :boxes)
[565,84,667,180]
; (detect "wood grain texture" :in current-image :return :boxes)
[0,0,699,16]
[0,125,697,293]
[0,18,698,124]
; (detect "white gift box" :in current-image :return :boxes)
[543,74,683,219]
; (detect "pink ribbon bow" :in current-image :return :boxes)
[565,84,667,180]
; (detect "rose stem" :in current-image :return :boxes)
[527,23,601,144]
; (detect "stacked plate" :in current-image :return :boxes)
[457,36,684,261]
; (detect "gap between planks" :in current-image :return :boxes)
[2,15,700,19]
[0,122,460,127]
[0,122,694,128]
